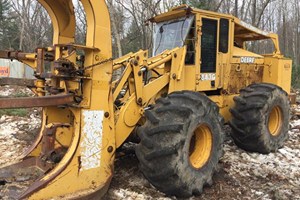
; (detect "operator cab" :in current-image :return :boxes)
[151,5,284,93]
[153,16,196,65]
[151,9,230,91]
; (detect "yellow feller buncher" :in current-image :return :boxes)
[0,1,292,199]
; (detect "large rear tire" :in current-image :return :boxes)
[135,91,224,197]
[229,83,290,153]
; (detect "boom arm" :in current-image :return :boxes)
[0,0,115,199]
[112,47,187,147]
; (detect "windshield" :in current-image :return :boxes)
[153,16,195,56]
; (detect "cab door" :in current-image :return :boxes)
[197,17,219,91]
[196,17,230,92]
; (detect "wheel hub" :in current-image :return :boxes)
[189,124,212,169]
[268,106,283,136]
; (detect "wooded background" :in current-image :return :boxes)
[0,0,299,87]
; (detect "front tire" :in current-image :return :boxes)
[135,91,224,197]
[229,83,290,153]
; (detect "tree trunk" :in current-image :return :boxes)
[251,0,257,25]
[18,0,26,50]
[108,0,123,58]
[234,0,238,17]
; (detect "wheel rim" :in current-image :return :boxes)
[268,106,283,136]
[189,124,212,169]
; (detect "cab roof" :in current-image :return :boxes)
[150,5,272,41]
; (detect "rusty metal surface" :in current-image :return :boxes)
[227,64,263,94]
[0,78,35,87]
[55,43,100,51]
[36,48,45,76]
[1,123,73,199]
[289,93,297,104]
[0,157,50,181]
[18,124,81,200]
[40,124,70,163]
[18,165,65,200]
[0,94,74,108]
[0,50,36,61]
[21,129,43,158]
[0,50,10,58]
[0,157,53,198]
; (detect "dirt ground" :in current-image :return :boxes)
[105,124,300,200]
[0,86,299,200]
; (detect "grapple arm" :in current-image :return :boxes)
[0,0,115,199]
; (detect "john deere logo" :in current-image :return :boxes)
[240,57,255,64]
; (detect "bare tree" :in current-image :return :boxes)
[115,0,163,54]
[74,0,86,45]
[107,0,124,58]
[11,0,52,52]
[2,0,300,87]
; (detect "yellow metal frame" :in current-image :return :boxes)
[113,47,187,147]
[0,2,292,199]
[11,0,116,199]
